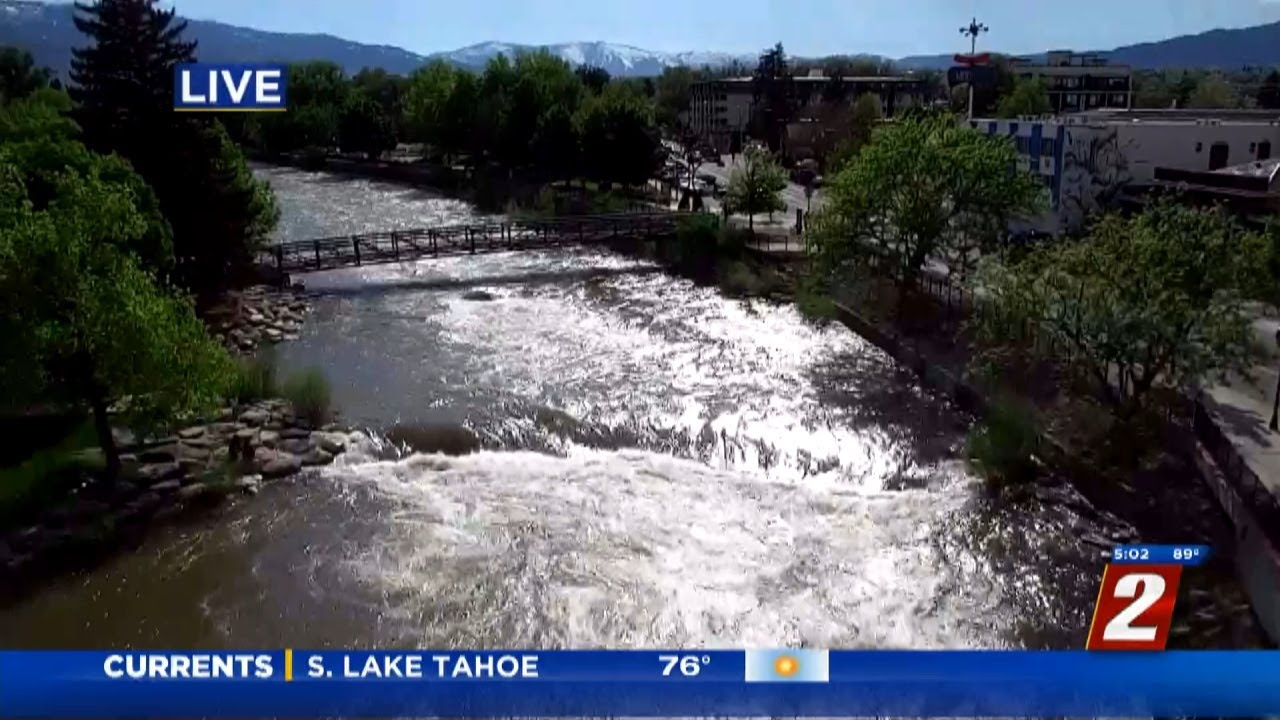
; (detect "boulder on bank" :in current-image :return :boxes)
[385,423,481,456]
[461,290,495,301]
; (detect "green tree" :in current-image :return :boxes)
[69,0,195,155]
[825,93,882,172]
[287,61,350,110]
[654,65,698,129]
[504,51,584,170]
[972,202,1268,418]
[339,93,396,159]
[0,47,52,102]
[1189,75,1237,109]
[1133,71,1175,109]
[0,89,172,272]
[404,60,460,151]
[808,114,1042,291]
[725,145,786,230]
[69,0,278,302]
[997,77,1052,118]
[577,83,660,189]
[0,147,234,481]
[440,70,479,164]
[353,67,407,140]
[473,55,516,166]
[751,43,794,152]
[575,65,611,95]
[1257,70,1280,110]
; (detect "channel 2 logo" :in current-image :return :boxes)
[1086,563,1182,651]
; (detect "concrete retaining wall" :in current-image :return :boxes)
[831,300,1280,645]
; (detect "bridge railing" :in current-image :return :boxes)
[272,212,703,273]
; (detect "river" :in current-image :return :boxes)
[0,166,1263,651]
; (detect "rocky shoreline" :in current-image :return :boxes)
[206,284,309,355]
[0,398,357,580]
[0,279,337,582]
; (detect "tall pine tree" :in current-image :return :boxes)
[70,0,194,154]
[751,43,794,153]
[69,0,277,303]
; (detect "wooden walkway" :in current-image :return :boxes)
[272,212,703,274]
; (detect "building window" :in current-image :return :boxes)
[1111,94,1126,105]
[1065,94,1079,106]
[1015,136,1030,153]
[1209,142,1230,170]
[1261,141,1273,160]
[1041,138,1055,156]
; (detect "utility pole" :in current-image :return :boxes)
[960,17,989,120]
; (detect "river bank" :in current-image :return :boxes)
[253,152,673,216]
[1,164,1265,651]
[0,397,356,594]
[782,265,1269,647]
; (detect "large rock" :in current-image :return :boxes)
[178,457,207,475]
[279,428,311,440]
[177,426,205,440]
[279,438,313,455]
[150,479,182,493]
[136,462,183,484]
[260,453,302,479]
[300,448,334,467]
[177,483,214,502]
[258,430,280,448]
[138,446,178,464]
[386,423,481,456]
[313,432,348,454]
[208,422,243,438]
[462,289,495,301]
[181,436,218,450]
[239,409,270,426]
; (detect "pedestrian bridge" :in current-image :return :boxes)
[271,212,705,274]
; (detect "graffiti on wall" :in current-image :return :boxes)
[1060,127,1135,232]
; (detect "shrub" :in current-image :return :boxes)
[717,227,752,258]
[795,274,837,324]
[230,353,277,404]
[282,368,332,428]
[718,261,763,297]
[966,396,1041,487]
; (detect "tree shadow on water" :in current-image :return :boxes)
[805,349,975,467]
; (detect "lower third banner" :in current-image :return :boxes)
[0,650,1277,717]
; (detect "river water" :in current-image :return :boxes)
[0,166,1263,651]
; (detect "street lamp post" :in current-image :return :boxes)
[960,17,989,120]
[1270,328,1280,431]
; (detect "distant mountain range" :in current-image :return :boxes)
[5,0,1280,78]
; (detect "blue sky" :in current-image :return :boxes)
[157,0,1280,58]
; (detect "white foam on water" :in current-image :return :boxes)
[323,443,1010,650]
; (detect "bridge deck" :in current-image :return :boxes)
[271,212,704,274]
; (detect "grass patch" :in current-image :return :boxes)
[717,260,786,298]
[0,421,101,530]
[966,395,1041,487]
[230,352,278,404]
[282,368,333,428]
[795,274,838,324]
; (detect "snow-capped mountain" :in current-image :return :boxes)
[430,41,754,76]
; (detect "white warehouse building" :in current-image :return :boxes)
[971,109,1280,234]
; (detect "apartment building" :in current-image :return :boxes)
[1009,50,1132,114]
[972,108,1280,233]
[688,74,929,154]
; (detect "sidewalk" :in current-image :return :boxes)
[1201,315,1280,508]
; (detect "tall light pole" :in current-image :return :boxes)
[960,17,989,120]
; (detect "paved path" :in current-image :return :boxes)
[1201,314,1280,502]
